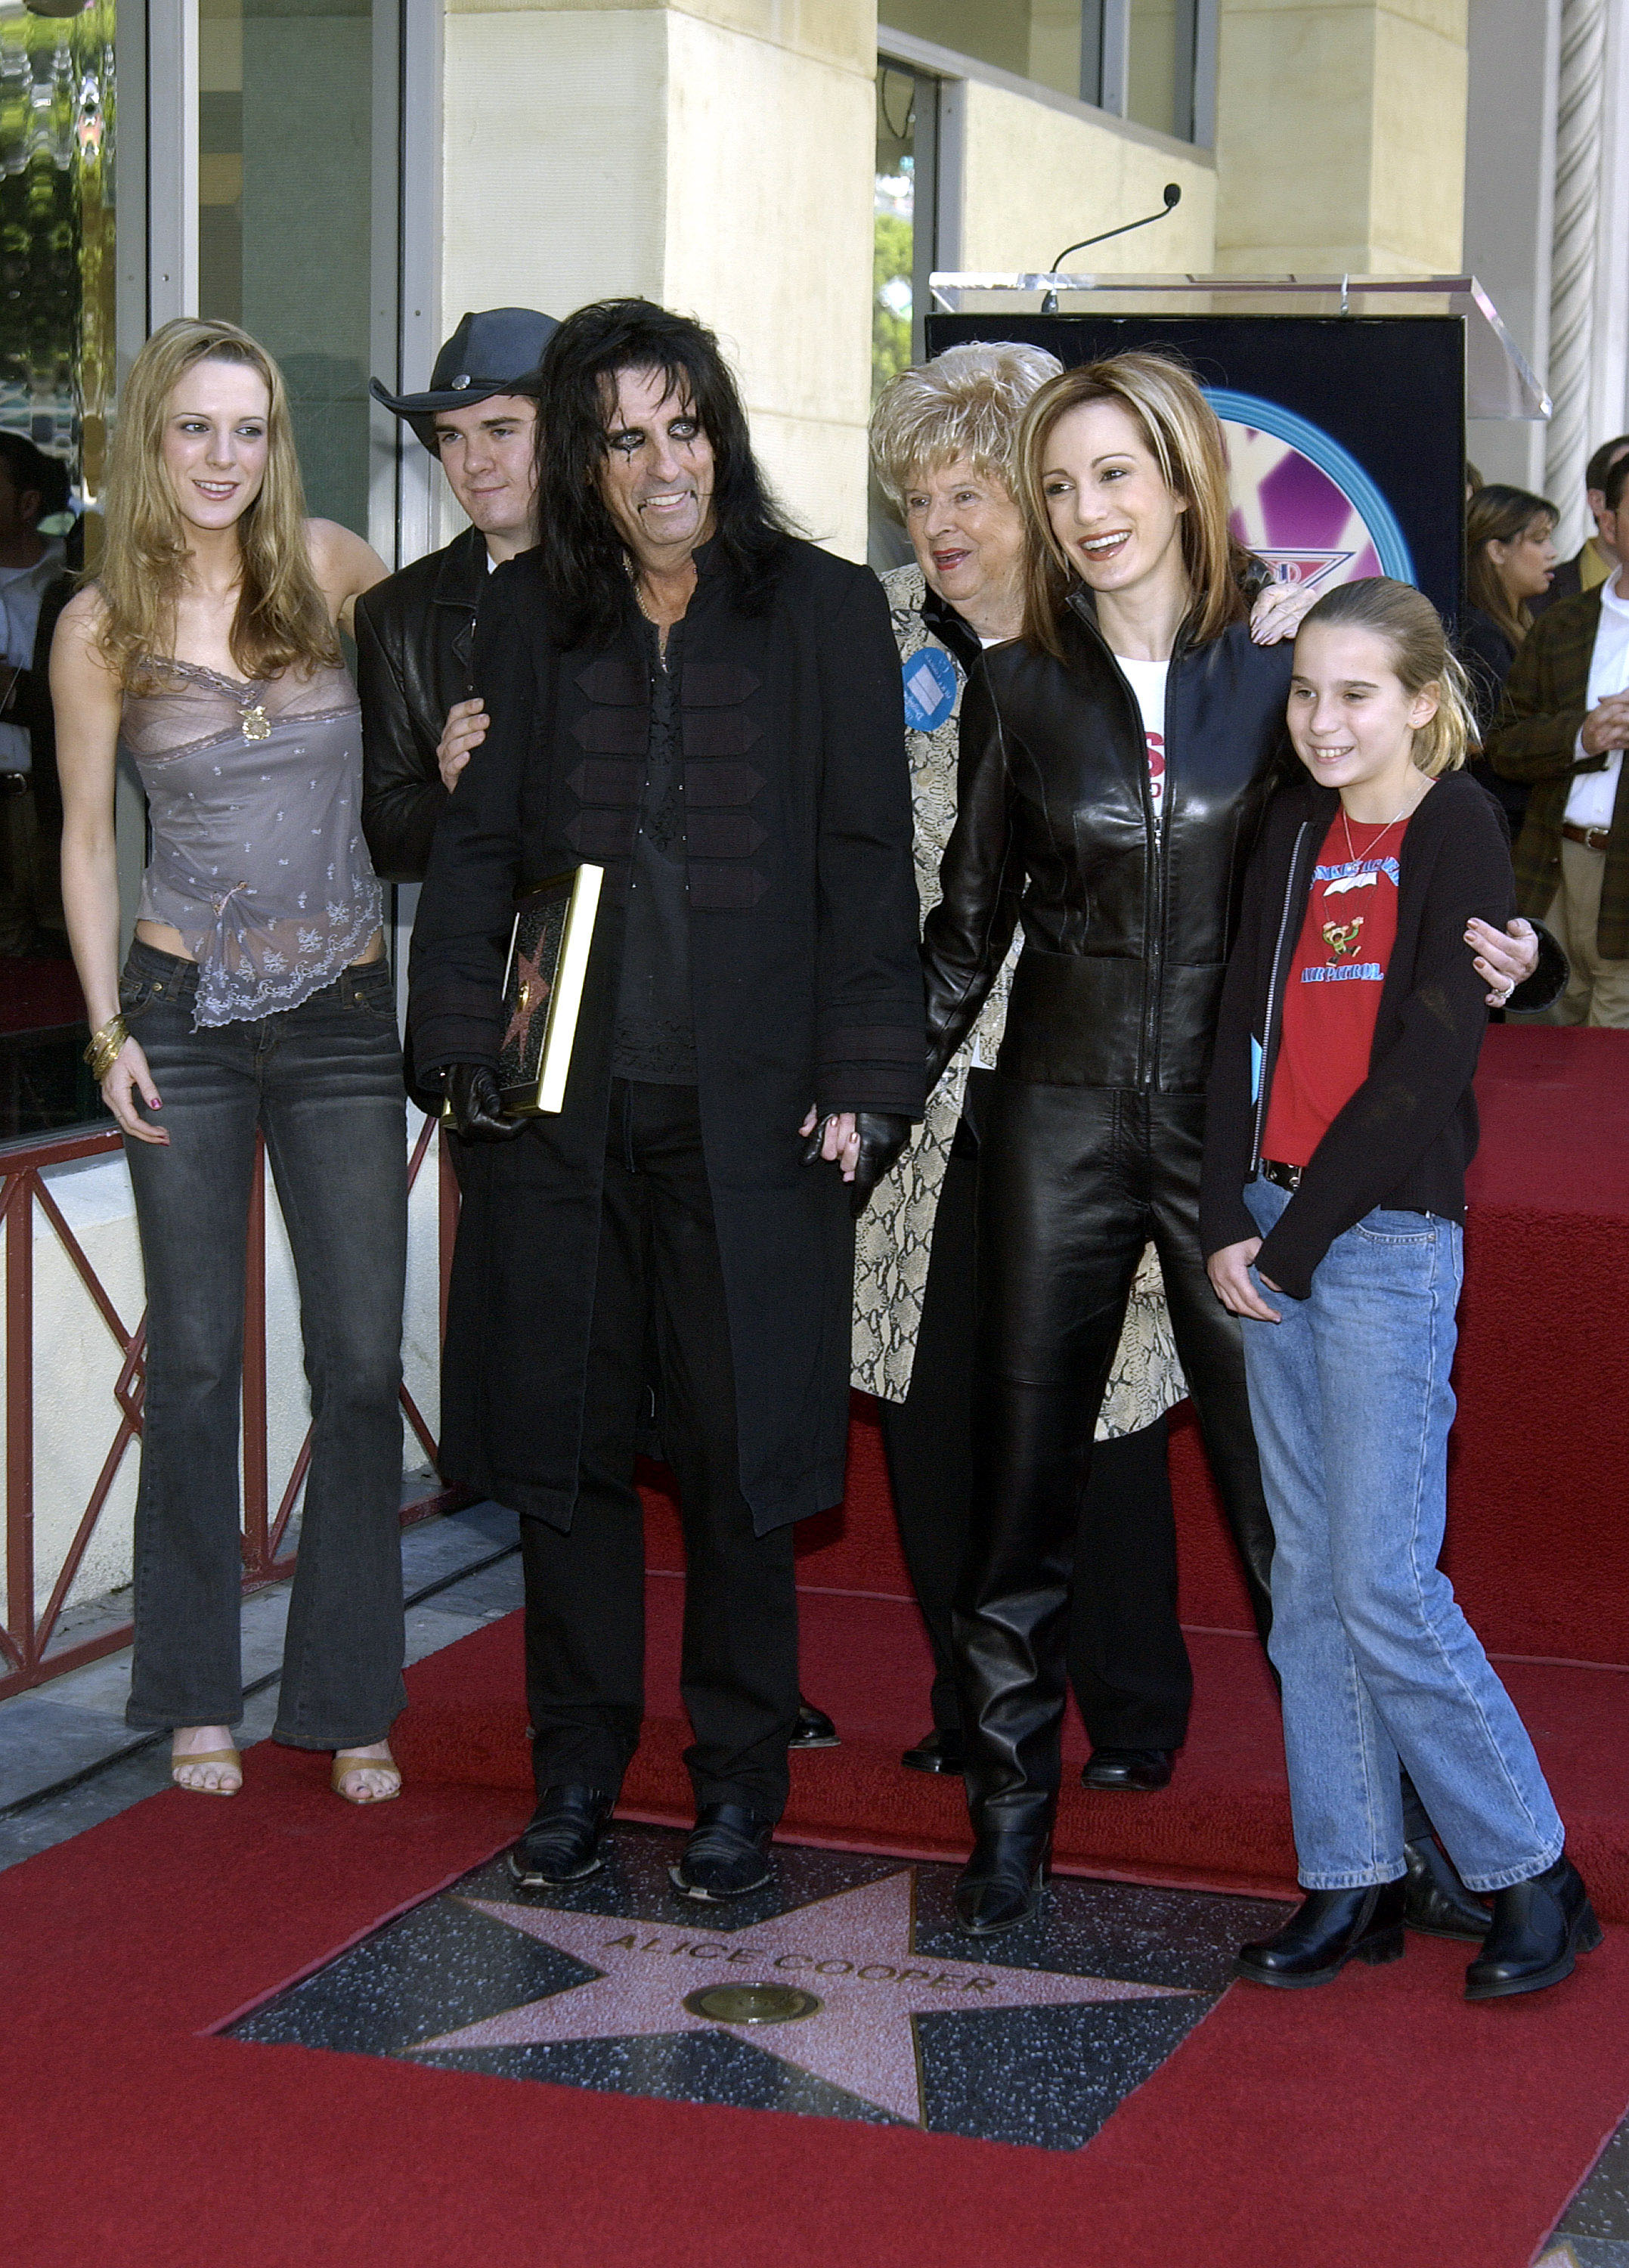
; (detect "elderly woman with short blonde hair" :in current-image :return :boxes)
[857,342,1190,1789]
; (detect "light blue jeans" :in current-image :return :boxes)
[1240,1176,1564,1894]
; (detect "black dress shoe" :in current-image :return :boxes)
[953,1828,1051,1935]
[669,1802,776,1901]
[1464,1855,1602,2001]
[1236,1880,1408,1988]
[1082,1746,1175,1792]
[789,1699,840,1750]
[1401,1836,1491,1941]
[507,1785,614,1886]
[901,1727,966,1775]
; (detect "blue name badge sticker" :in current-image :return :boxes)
[902,645,959,733]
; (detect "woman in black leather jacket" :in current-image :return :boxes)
[921,352,1553,1935]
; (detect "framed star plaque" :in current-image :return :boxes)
[496,863,604,1115]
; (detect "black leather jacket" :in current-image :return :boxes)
[923,593,1295,1097]
[356,522,488,881]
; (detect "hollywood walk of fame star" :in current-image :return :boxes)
[501,931,552,1061]
[410,1870,1197,2124]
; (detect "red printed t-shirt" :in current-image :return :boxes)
[1261,813,1411,1168]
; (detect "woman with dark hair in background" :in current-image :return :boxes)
[921,350,1553,1936]
[1460,482,1558,831]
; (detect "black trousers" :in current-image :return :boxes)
[878,1139,1193,1752]
[955,1078,1277,1830]
[520,1080,800,1820]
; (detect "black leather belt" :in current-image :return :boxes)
[1260,1158,1302,1191]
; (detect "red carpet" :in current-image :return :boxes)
[5,1722,1627,2268]
[9,1025,1628,2264]
[393,1579,1629,1924]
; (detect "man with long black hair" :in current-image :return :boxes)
[409,301,923,1899]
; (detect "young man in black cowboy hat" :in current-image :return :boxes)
[358,306,559,881]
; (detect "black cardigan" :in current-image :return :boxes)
[1200,770,1514,1300]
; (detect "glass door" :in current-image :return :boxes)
[197,0,397,547]
[0,0,118,1135]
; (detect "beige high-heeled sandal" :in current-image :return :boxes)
[171,1747,242,1795]
[331,1748,401,1805]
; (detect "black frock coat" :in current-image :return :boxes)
[408,535,924,1535]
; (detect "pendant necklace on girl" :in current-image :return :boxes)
[1321,801,1409,961]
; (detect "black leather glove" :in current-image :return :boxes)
[444,1063,525,1142]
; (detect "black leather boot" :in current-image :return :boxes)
[953,1820,1052,1935]
[1235,1880,1408,1988]
[1464,1855,1601,2001]
[669,1802,776,1901]
[1401,1836,1491,1941]
[508,1785,615,1885]
[902,1727,966,1774]
[1082,1746,1175,1792]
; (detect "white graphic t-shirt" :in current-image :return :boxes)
[1116,655,1170,820]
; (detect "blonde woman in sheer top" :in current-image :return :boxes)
[54,319,406,1803]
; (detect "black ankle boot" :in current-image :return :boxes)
[1236,1880,1408,1988]
[1401,1836,1491,1941]
[1464,1855,1601,2001]
[508,1785,615,1886]
[953,1824,1051,1935]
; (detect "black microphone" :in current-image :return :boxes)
[1050,182,1181,272]
[1040,184,1181,311]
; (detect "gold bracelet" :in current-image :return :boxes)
[83,1014,129,1080]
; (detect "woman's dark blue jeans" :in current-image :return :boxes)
[119,940,409,1748]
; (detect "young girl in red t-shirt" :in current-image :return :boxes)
[1201,577,1595,2001]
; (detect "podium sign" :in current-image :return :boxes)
[924,279,1544,629]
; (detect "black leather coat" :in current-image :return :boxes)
[923,593,1295,1097]
[356,523,488,881]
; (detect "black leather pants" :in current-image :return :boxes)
[879,1132,1193,1751]
[954,1077,1277,1832]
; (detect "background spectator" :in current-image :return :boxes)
[1531,434,1629,616]
[1460,482,1558,829]
[1488,454,1629,1027]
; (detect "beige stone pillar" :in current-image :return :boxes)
[441,0,878,559]
[1214,0,1468,276]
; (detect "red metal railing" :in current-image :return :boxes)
[0,1114,460,1701]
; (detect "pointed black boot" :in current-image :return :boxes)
[953,1824,1052,1935]
[1235,1879,1408,1988]
[1401,1836,1491,1941]
[1464,1855,1601,2001]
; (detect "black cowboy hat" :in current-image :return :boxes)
[370,308,560,447]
